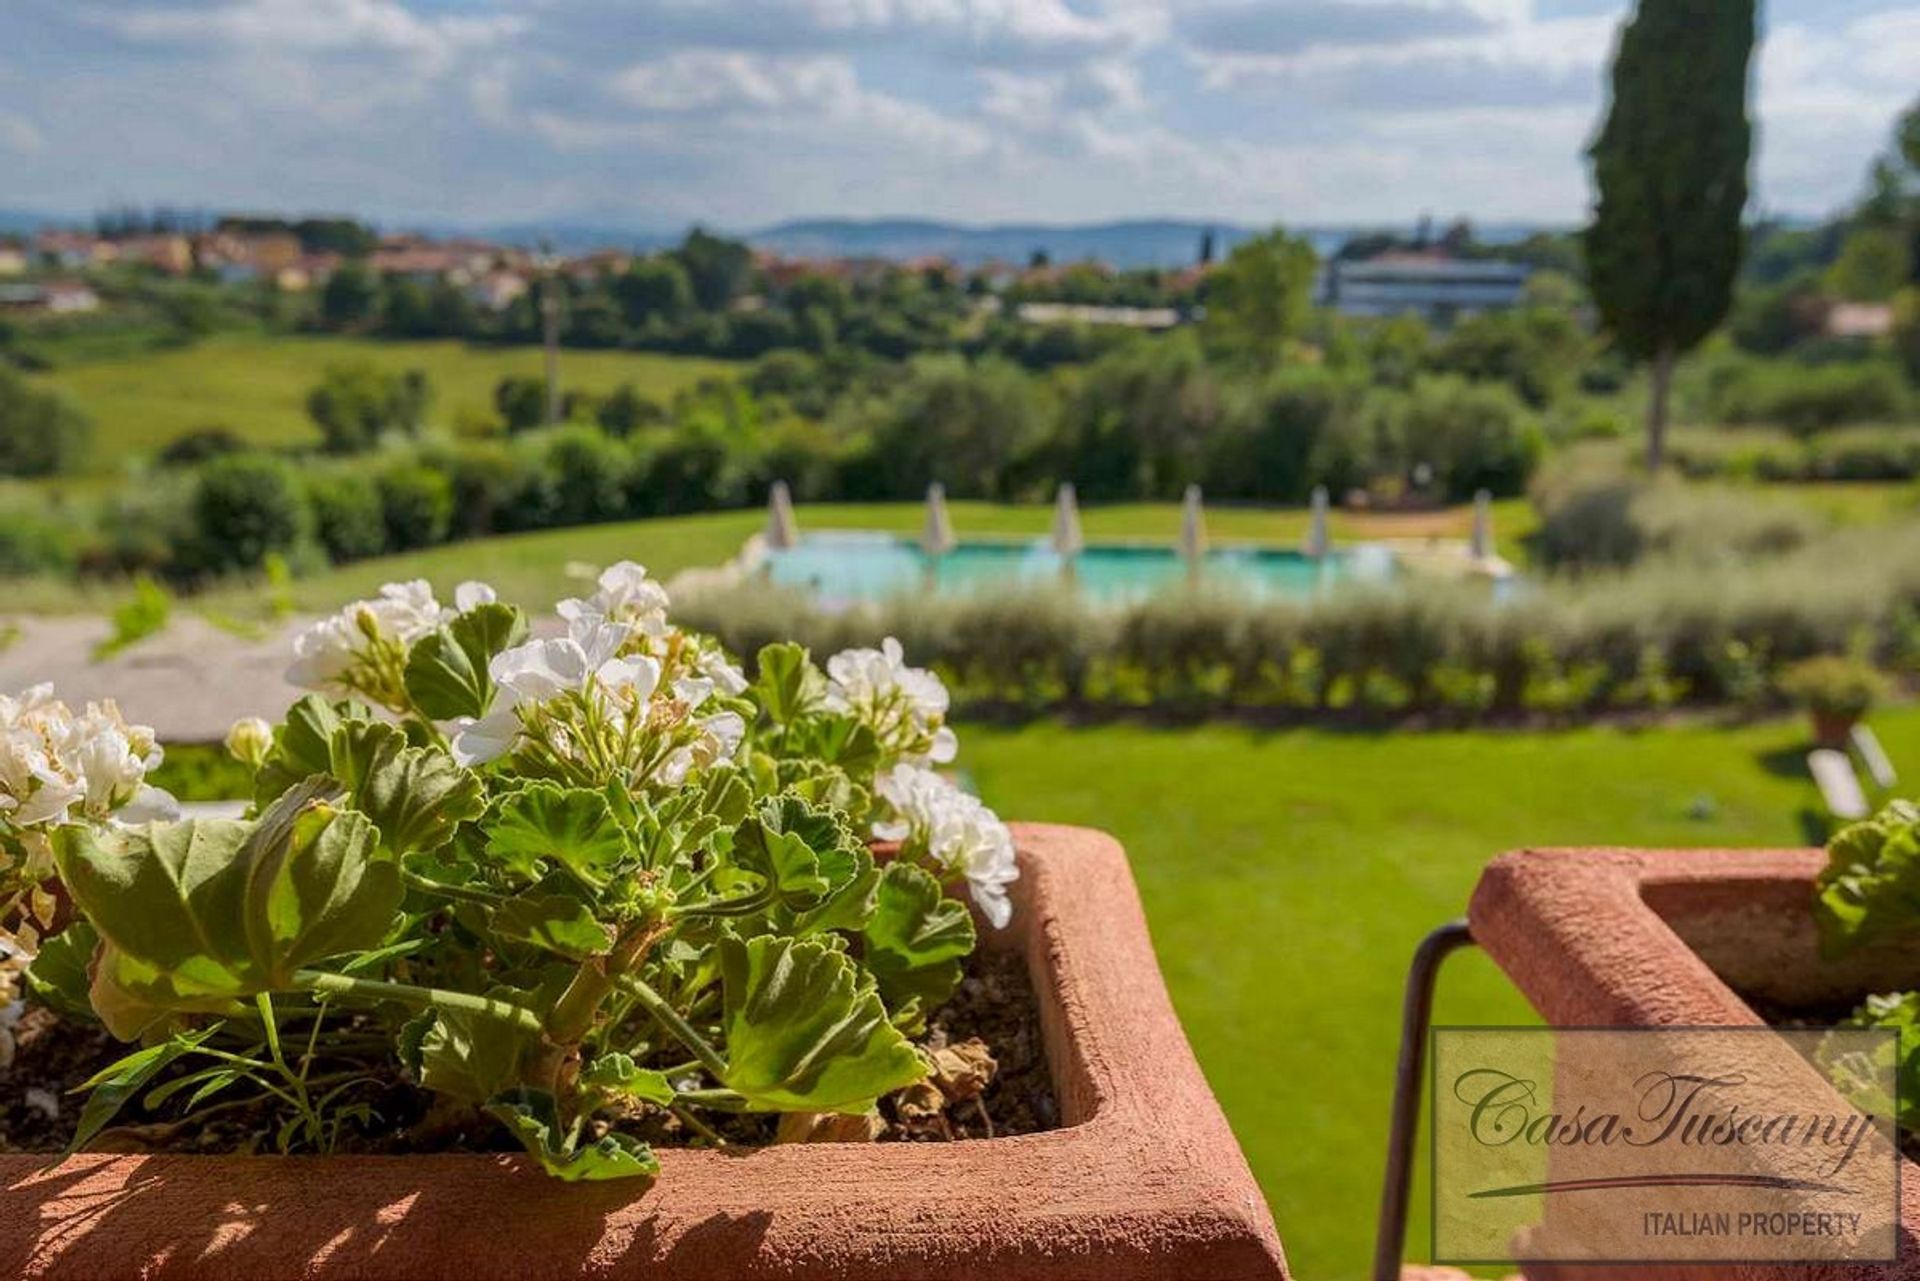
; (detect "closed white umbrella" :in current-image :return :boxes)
[1469,488,1493,562]
[1305,486,1330,558]
[1180,484,1207,571]
[1051,482,1084,558]
[765,480,798,551]
[921,482,956,557]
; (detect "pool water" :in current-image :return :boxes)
[765,532,1396,605]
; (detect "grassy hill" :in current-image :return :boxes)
[30,334,737,473]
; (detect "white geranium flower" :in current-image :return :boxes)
[557,561,671,641]
[824,637,958,766]
[657,710,745,788]
[454,581,497,612]
[285,611,362,691]
[0,690,171,832]
[369,579,453,642]
[286,580,453,697]
[697,646,750,697]
[114,785,181,825]
[450,710,519,769]
[61,707,157,818]
[453,619,662,766]
[874,764,1018,929]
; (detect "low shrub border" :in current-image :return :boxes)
[674,527,1920,725]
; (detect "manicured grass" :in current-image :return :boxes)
[30,333,736,473]
[958,708,1915,1278]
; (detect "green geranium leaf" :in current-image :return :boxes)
[23,920,99,1023]
[1815,801,1920,956]
[753,642,818,725]
[485,1088,660,1182]
[862,862,974,1014]
[329,720,484,858]
[1835,991,1920,1131]
[766,758,872,822]
[485,783,632,888]
[54,784,400,1038]
[68,1025,221,1153]
[254,695,367,807]
[579,1051,676,1106]
[491,888,614,960]
[407,995,542,1103]
[797,715,882,777]
[404,603,529,720]
[731,793,866,914]
[719,934,925,1113]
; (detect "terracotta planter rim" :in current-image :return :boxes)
[1,822,1288,1281]
[1468,845,1920,1280]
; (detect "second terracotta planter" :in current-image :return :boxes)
[0,822,1287,1281]
[1470,845,1920,1281]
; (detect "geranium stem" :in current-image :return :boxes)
[618,975,729,1082]
[292,970,545,1036]
[402,870,505,906]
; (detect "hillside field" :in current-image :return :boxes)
[29,334,737,473]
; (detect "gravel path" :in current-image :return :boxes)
[0,616,309,743]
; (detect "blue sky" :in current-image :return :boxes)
[1,0,1914,230]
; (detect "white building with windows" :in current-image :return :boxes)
[1320,254,1530,323]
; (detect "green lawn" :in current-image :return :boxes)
[30,334,736,473]
[958,708,1912,1279]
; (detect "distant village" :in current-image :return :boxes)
[0,215,1567,332]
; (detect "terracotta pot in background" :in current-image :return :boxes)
[0,823,1288,1281]
[1469,846,1920,1281]
[1812,710,1860,750]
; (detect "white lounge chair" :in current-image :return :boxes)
[1808,748,1870,821]
[1850,723,1897,790]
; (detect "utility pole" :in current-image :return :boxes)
[539,239,562,428]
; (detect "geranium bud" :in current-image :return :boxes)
[225,716,273,768]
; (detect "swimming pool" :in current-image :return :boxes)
[764,532,1396,604]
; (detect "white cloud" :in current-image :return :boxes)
[0,111,45,154]
[1754,8,1920,211]
[611,51,861,115]
[90,0,525,74]
[0,0,1907,226]
[1189,11,1614,101]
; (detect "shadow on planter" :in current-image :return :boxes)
[1,824,1288,1281]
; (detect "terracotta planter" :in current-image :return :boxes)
[1811,709,1860,749]
[0,823,1287,1281]
[1469,846,1920,1281]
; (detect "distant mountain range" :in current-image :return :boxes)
[741,218,1273,268]
[0,207,1568,269]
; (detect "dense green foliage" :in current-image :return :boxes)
[307,362,430,453]
[9,572,1004,1180]
[0,365,91,476]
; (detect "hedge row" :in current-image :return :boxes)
[1667,424,1920,482]
[0,425,788,582]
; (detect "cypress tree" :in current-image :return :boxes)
[1585,0,1755,470]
